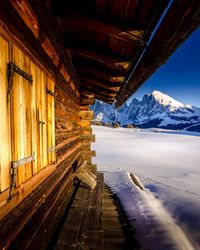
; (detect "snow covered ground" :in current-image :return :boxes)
[92,126,200,249]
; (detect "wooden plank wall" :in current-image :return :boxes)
[0,9,99,250]
[0,23,82,219]
[0,6,97,249]
[55,77,81,169]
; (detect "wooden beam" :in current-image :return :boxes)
[9,0,39,38]
[80,134,95,142]
[72,48,131,74]
[80,86,117,98]
[79,111,94,120]
[81,142,91,151]
[78,66,125,84]
[87,90,116,99]
[79,120,91,128]
[94,93,115,102]
[80,81,119,95]
[96,100,112,104]
[81,76,121,90]
[61,13,144,44]
[81,150,96,158]
[80,127,92,134]
[80,77,120,93]
[80,89,115,104]
[80,92,95,99]
[80,92,95,106]
[80,105,90,111]
[81,98,95,105]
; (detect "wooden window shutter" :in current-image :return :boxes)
[34,69,48,171]
[10,45,35,187]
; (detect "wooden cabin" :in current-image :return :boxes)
[0,0,199,249]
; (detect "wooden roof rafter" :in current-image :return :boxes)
[94,96,114,104]
[60,13,145,45]
[80,77,121,93]
[78,66,125,85]
[95,93,115,102]
[72,48,132,75]
[80,89,115,104]
[80,86,117,99]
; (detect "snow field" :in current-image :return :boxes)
[92,126,200,249]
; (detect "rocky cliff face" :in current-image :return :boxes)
[91,90,200,132]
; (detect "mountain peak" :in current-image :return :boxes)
[91,90,200,132]
[151,90,184,109]
[152,90,165,97]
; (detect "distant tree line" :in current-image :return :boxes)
[91,121,137,128]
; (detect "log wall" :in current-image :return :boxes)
[55,74,82,169]
[0,3,96,247]
[0,21,82,221]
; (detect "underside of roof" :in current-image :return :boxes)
[50,0,200,107]
[52,0,171,105]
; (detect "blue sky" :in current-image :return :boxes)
[131,28,200,107]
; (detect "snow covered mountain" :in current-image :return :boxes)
[91,90,200,132]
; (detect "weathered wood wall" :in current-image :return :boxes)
[0,20,84,221]
[0,22,96,248]
[0,1,96,247]
[55,81,81,168]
